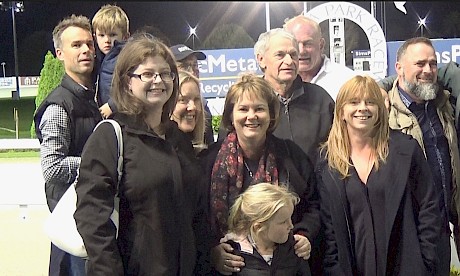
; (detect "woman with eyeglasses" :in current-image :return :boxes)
[74,33,205,275]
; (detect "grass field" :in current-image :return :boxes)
[0,98,36,139]
[0,150,39,159]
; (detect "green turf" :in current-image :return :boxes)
[0,150,40,159]
[0,98,36,139]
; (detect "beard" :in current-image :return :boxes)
[403,77,439,101]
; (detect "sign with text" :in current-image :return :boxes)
[199,48,261,98]
[0,76,40,88]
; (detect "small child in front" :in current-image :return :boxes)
[223,183,311,275]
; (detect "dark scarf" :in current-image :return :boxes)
[210,131,279,238]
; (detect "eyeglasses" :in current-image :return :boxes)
[128,71,176,82]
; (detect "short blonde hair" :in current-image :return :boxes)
[228,183,299,240]
[92,4,129,37]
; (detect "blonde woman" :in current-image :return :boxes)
[317,75,441,275]
[171,70,207,152]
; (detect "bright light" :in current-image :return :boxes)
[185,24,198,48]
[189,26,197,36]
[13,1,23,12]
[418,17,426,27]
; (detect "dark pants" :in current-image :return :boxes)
[435,231,451,276]
[49,243,86,276]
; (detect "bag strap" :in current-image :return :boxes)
[94,119,123,195]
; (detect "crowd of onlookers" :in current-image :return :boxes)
[33,3,460,276]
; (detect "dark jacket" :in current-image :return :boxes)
[75,113,197,275]
[34,74,100,153]
[223,233,311,276]
[96,40,125,112]
[200,134,320,247]
[34,74,101,209]
[218,76,334,165]
[271,76,334,165]
[317,130,441,275]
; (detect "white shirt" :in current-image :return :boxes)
[310,55,358,101]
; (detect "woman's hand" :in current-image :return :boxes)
[294,234,311,260]
[210,243,245,275]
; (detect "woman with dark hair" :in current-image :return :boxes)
[317,75,441,275]
[74,33,200,275]
[199,73,319,274]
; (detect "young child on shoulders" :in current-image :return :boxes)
[92,4,130,118]
[222,183,311,275]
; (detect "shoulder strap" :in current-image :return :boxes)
[94,119,123,195]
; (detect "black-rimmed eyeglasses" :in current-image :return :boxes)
[128,71,176,82]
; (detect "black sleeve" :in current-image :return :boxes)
[409,140,441,272]
[74,122,124,275]
[284,140,320,242]
[317,167,343,275]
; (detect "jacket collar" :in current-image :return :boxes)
[60,73,95,101]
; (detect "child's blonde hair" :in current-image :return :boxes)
[92,4,129,37]
[228,183,299,240]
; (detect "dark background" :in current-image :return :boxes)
[0,1,458,76]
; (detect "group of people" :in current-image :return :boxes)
[33,3,460,276]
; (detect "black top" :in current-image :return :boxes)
[346,167,386,276]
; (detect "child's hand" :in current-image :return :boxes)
[99,103,113,119]
[294,234,311,260]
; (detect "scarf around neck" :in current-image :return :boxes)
[210,131,279,238]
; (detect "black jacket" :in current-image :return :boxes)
[317,130,441,275]
[75,114,197,275]
[199,134,320,247]
[272,76,334,165]
[223,234,311,276]
[34,74,101,155]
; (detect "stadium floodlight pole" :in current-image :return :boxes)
[1,1,24,99]
[11,2,21,99]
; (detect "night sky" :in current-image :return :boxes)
[0,1,458,76]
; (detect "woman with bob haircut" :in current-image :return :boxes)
[317,75,441,275]
[199,73,319,274]
[74,33,204,275]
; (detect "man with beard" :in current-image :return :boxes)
[388,36,460,275]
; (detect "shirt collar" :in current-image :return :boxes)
[397,84,416,108]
